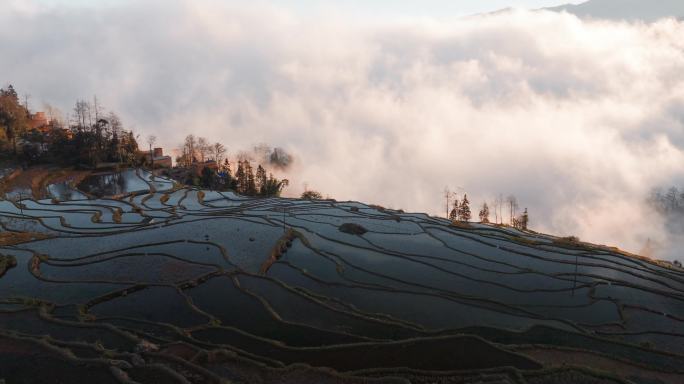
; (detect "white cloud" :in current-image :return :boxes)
[2,1,684,259]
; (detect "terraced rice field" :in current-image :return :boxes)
[0,169,683,383]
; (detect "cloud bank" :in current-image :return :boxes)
[2,0,684,259]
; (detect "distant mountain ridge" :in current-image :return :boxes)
[545,0,684,22]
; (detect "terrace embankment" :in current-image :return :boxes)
[0,172,683,383]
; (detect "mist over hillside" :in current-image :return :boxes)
[2,1,684,259]
[3,1,684,382]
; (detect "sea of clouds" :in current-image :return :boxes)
[2,0,684,259]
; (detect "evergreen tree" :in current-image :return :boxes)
[201,166,216,189]
[124,131,139,163]
[520,208,529,230]
[262,174,289,197]
[235,160,245,194]
[245,161,257,196]
[255,165,267,195]
[449,207,459,221]
[0,85,29,154]
[449,197,459,221]
[220,159,232,189]
[479,202,490,223]
[109,130,120,162]
[459,194,471,222]
[4,85,18,100]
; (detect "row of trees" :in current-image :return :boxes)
[177,136,294,171]
[649,186,684,214]
[647,186,684,248]
[65,97,139,165]
[176,135,289,198]
[445,188,529,229]
[449,194,472,222]
[0,84,140,166]
[231,160,288,197]
[197,158,289,197]
[177,134,226,166]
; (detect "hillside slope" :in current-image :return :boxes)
[546,0,684,22]
[0,170,683,383]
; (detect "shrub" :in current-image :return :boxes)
[508,235,539,246]
[301,190,323,200]
[339,223,367,235]
[450,221,472,229]
[0,254,17,277]
[552,236,581,247]
[0,232,50,246]
[112,208,122,224]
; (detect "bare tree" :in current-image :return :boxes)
[444,187,451,219]
[444,187,462,220]
[506,195,518,224]
[23,93,31,112]
[666,187,679,211]
[44,103,64,126]
[494,194,502,224]
[182,134,197,166]
[212,142,227,164]
[108,112,124,162]
[93,95,103,122]
[197,137,210,163]
[479,202,490,223]
[72,100,90,131]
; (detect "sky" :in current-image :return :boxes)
[32,0,582,19]
[3,0,684,260]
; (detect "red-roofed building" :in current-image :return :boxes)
[29,112,50,132]
[138,147,172,168]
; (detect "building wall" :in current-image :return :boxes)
[153,156,172,168]
[29,112,49,130]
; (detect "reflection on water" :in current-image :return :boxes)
[77,169,149,197]
[47,182,88,201]
[3,187,31,201]
[0,185,681,382]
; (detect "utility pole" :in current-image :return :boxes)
[572,254,579,296]
[23,94,30,113]
[147,135,157,175]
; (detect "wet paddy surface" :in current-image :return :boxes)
[0,170,683,383]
